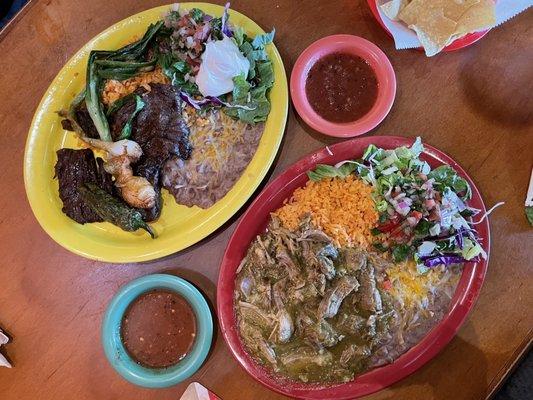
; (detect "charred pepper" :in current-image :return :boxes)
[79,183,155,238]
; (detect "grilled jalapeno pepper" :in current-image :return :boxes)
[79,183,155,238]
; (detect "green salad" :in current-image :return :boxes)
[309,138,490,270]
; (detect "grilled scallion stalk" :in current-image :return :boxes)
[111,21,164,61]
[58,89,86,135]
[116,95,145,140]
[84,21,164,141]
[86,51,112,141]
[95,59,156,80]
[79,183,155,238]
[106,92,135,117]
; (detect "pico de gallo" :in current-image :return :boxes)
[308,138,489,270]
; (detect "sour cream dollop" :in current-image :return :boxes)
[196,36,250,97]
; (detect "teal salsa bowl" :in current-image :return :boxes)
[101,274,213,388]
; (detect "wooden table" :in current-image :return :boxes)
[0,1,531,399]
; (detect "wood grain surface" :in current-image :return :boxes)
[0,1,531,399]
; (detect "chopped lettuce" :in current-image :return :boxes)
[239,89,271,124]
[461,238,486,260]
[224,56,274,123]
[362,144,381,161]
[391,244,412,262]
[307,163,357,181]
[257,61,274,87]
[158,56,199,94]
[361,137,425,177]
[217,27,275,123]
[236,29,275,80]
[252,29,276,48]
[409,136,424,157]
[231,74,251,102]
[428,165,472,200]
[417,241,437,256]
[410,158,431,175]
[224,79,268,123]
[233,26,245,46]
[189,8,205,23]
[429,223,441,236]
[526,206,533,226]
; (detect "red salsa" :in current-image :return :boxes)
[305,52,378,123]
[121,289,197,368]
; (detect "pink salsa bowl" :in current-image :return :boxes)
[290,34,396,138]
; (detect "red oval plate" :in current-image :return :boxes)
[367,0,491,52]
[217,136,490,399]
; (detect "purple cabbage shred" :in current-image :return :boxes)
[221,2,233,37]
[179,91,256,111]
[455,227,465,249]
[179,91,211,109]
[421,253,481,268]
[421,254,466,268]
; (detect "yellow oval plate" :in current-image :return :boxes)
[24,3,288,263]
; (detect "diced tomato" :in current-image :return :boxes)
[178,16,189,27]
[377,213,401,233]
[390,226,412,243]
[187,56,201,68]
[410,210,423,222]
[193,41,203,53]
[378,220,399,233]
[425,199,436,210]
[382,279,393,291]
[429,208,440,222]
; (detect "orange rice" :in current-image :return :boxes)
[273,175,379,248]
[101,68,169,105]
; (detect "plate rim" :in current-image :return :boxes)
[217,135,490,399]
[23,2,289,263]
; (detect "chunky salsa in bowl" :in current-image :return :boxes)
[290,35,396,138]
[102,274,213,388]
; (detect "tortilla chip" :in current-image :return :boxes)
[380,0,411,21]
[453,0,496,38]
[397,0,495,56]
[399,1,458,56]
[442,0,480,21]
[409,25,441,56]
[398,0,429,25]
[409,13,457,56]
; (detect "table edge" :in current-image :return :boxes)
[0,0,37,42]
[487,330,533,399]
